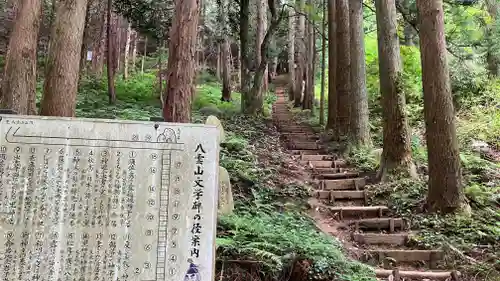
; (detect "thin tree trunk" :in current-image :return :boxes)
[288,7,296,101]
[79,0,93,75]
[319,0,326,125]
[401,0,416,46]
[375,0,416,180]
[142,36,147,74]
[123,22,131,80]
[326,0,336,129]
[417,0,464,213]
[163,0,200,122]
[221,39,232,101]
[256,0,268,94]
[216,44,222,80]
[0,0,19,54]
[116,19,122,73]
[131,30,137,73]
[294,0,305,108]
[349,0,370,145]
[236,44,242,89]
[485,0,499,77]
[240,0,252,112]
[40,0,89,117]
[0,0,42,115]
[106,0,117,104]
[303,16,314,111]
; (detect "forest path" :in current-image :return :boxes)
[271,86,461,281]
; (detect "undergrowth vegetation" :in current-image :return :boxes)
[70,70,375,281]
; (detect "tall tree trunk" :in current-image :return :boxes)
[288,7,296,101]
[79,0,93,75]
[256,0,268,94]
[220,0,231,101]
[116,19,123,73]
[417,0,464,213]
[303,16,314,111]
[131,30,137,73]
[106,0,117,104]
[335,0,351,137]
[349,0,370,145]
[141,36,147,74]
[163,0,200,122]
[247,0,282,114]
[123,22,131,80]
[40,0,89,117]
[401,0,416,46]
[216,44,222,80]
[485,0,499,77]
[91,0,107,76]
[0,0,42,115]
[294,0,306,108]
[240,0,252,112]
[319,0,326,126]
[0,0,19,54]
[236,44,242,89]
[326,0,336,129]
[375,0,416,180]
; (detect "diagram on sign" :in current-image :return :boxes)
[4,126,185,151]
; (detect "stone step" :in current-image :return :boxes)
[314,172,360,180]
[348,218,405,232]
[374,269,460,280]
[324,206,390,220]
[300,154,335,161]
[322,178,366,190]
[361,249,444,268]
[352,233,409,246]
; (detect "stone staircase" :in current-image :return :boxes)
[272,88,461,281]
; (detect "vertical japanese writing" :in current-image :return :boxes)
[0,146,5,212]
[190,144,207,259]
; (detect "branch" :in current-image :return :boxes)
[283,3,328,41]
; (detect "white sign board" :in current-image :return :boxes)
[0,115,220,281]
[86,50,93,61]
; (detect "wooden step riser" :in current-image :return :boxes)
[348,218,405,232]
[315,190,366,201]
[360,250,444,269]
[375,269,460,281]
[290,144,321,150]
[300,155,335,161]
[314,172,360,180]
[322,178,366,190]
[352,233,409,246]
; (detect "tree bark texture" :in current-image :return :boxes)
[91,0,107,76]
[141,36,147,74]
[303,17,314,111]
[349,0,370,145]
[221,0,231,101]
[79,0,93,74]
[0,0,41,115]
[326,0,336,129]
[288,7,296,101]
[375,0,416,180]
[163,0,200,123]
[0,0,19,55]
[106,3,117,104]
[335,0,351,137]
[417,0,464,213]
[319,0,326,125]
[485,0,499,77]
[240,0,253,112]
[131,30,137,73]
[40,0,89,117]
[123,22,131,80]
[256,0,269,93]
[294,0,306,108]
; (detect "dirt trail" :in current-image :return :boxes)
[271,86,461,281]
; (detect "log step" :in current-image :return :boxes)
[305,159,348,168]
[290,142,321,150]
[314,172,360,180]
[290,150,324,155]
[300,154,334,161]
[326,206,390,220]
[348,218,405,231]
[312,167,350,174]
[361,249,444,268]
[374,269,460,280]
[352,233,409,246]
[322,178,366,190]
[315,190,365,200]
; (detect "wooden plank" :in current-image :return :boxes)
[314,172,359,180]
[328,206,390,220]
[364,249,444,263]
[348,218,404,230]
[289,142,320,150]
[330,190,365,200]
[300,154,333,161]
[308,160,334,168]
[352,233,408,246]
[323,178,365,190]
[375,269,459,280]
